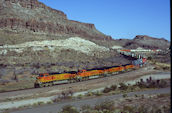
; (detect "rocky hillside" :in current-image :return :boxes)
[0,0,112,45]
[115,35,170,50]
[0,36,130,82]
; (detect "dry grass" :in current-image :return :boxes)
[0,80,34,92]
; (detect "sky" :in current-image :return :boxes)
[38,0,170,41]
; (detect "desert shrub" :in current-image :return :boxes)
[60,91,72,99]
[103,87,111,93]
[52,97,60,102]
[122,105,135,113]
[162,66,170,70]
[155,108,163,113]
[147,81,156,88]
[82,109,99,113]
[126,98,132,102]
[134,94,138,97]
[147,56,152,60]
[136,104,149,113]
[157,93,169,98]
[47,101,53,104]
[136,82,147,88]
[33,102,39,106]
[141,94,145,99]
[77,94,83,99]
[37,101,44,105]
[149,105,171,113]
[110,84,117,91]
[129,85,136,91]
[94,91,103,96]
[81,105,92,111]
[119,83,128,90]
[86,91,93,96]
[68,90,74,96]
[81,104,99,113]
[122,93,128,98]
[94,100,115,112]
[162,105,171,113]
[158,79,168,88]
[59,105,79,113]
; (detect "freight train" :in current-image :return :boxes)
[34,58,146,88]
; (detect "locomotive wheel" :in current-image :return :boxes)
[43,84,46,87]
[69,79,76,83]
[45,83,49,87]
[69,79,73,83]
[47,83,51,86]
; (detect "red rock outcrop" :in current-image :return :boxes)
[0,0,112,40]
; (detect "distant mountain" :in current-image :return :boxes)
[115,35,170,50]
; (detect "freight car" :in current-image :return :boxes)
[34,60,145,88]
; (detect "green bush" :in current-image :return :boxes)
[162,105,171,113]
[86,92,93,96]
[77,94,83,99]
[94,91,103,96]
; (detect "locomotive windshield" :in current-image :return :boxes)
[39,74,44,77]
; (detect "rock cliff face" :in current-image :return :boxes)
[0,0,112,45]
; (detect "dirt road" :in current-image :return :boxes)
[11,87,170,113]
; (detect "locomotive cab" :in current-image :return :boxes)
[37,74,44,79]
[37,73,49,80]
[34,73,50,88]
